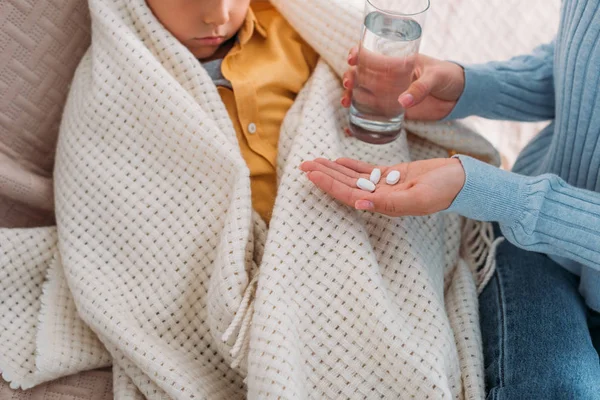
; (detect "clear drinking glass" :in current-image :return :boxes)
[349,0,430,144]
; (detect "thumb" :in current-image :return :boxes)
[398,71,437,109]
[355,185,418,217]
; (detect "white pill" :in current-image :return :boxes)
[386,170,401,185]
[356,178,376,192]
[369,168,381,184]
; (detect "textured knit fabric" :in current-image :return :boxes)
[446,0,600,311]
[206,3,318,223]
[0,0,501,398]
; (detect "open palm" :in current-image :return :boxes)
[299,157,465,217]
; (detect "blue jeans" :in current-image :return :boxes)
[479,226,600,400]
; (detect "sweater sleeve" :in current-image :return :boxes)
[445,155,600,270]
[445,41,556,122]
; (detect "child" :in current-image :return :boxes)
[146,0,318,224]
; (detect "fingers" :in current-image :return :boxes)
[354,184,426,217]
[342,46,358,108]
[302,156,456,217]
[306,170,373,208]
[355,199,375,211]
[398,70,437,109]
[300,159,362,187]
[301,157,377,209]
[342,69,355,89]
[354,189,411,216]
[348,46,359,66]
[341,67,357,108]
[341,95,351,108]
[313,158,365,179]
[335,158,376,174]
[302,158,377,178]
[336,159,406,185]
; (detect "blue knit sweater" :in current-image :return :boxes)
[445,0,600,311]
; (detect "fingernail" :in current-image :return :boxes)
[398,93,414,108]
[347,53,352,62]
[355,200,374,210]
[342,79,349,89]
[341,98,350,107]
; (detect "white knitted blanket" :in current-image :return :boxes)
[0,0,500,398]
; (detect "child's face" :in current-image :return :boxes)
[146,0,251,60]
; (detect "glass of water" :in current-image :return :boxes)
[349,0,430,144]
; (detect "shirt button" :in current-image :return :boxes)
[248,122,257,134]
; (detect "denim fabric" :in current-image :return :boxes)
[479,226,600,400]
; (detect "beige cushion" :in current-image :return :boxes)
[0,2,112,397]
[0,368,113,399]
[0,0,91,227]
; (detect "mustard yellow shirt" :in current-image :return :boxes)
[217,3,318,224]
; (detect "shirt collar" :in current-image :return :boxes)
[237,6,268,45]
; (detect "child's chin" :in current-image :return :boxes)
[192,46,220,60]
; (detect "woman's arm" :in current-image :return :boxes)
[446,41,556,122]
[301,154,599,269]
[447,155,600,269]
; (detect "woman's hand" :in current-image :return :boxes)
[341,47,466,122]
[299,157,466,217]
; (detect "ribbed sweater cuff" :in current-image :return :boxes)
[444,155,527,226]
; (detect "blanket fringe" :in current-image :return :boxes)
[221,273,259,369]
[461,219,504,294]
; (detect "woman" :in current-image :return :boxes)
[301,0,600,398]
